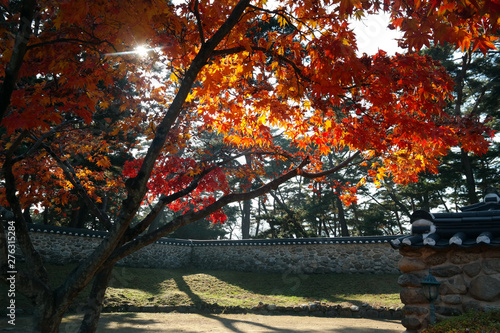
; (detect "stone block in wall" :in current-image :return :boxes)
[484,305,500,312]
[402,305,428,316]
[449,249,480,265]
[400,248,422,258]
[400,288,429,305]
[399,257,426,273]
[435,305,462,316]
[398,273,426,288]
[402,316,423,331]
[431,265,462,278]
[424,252,448,266]
[463,262,482,277]
[470,275,500,301]
[482,258,500,275]
[463,300,483,313]
[441,295,462,305]
[439,275,467,295]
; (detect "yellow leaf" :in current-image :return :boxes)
[96,156,111,168]
[170,73,179,84]
[325,119,332,131]
[278,15,287,28]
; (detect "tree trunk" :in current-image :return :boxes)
[422,191,430,212]
[254,198,261,237]
[351,204,361,235]
[34,312,64,333]
[437,190,450,212]
[241,198,251,239]
[461,149,479,204]
[394,211,404,234]
[241,155,252,239]
[78,265,114,333]
[454,51,478,205]
[31,295,66,333]
[23,205,33,224]
[70,201,89,229]
[43,206,49,225]
[386,190,412,218]
[322,219,330,237]
[335,196,349,237]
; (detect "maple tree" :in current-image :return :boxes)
[0,0,498,332]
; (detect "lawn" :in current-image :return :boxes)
[6,264,402,312]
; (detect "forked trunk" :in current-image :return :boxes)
[31,299,65,333]
[461,149,478,204]
[78,265,114,333]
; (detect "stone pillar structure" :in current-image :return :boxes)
[392,192,500,332]
[397,244,500,332]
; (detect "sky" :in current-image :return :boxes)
[349,12,404,55]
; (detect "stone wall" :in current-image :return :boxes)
[21,224,402,274]
[25,228,193,269]
[191,241,399,274]
[397,245,500,332]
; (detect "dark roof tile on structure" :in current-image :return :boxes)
[21,223,400,246]
[391,193,500,249]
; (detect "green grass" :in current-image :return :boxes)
[424,310,500,332]
[6,264,402,311]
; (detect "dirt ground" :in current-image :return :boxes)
[2,312,404,332]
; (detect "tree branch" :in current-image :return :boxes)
[0,0,37,124]
[212,45,311,83]
[124,149,265,240]
[36,138,113,231]
[301,151,361,178]
[13,120,83,163]
[106,157,314,264]
[191,0,205,45]
[123,164,220,240]
[1,154,49,287]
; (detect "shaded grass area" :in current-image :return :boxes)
[4,264,402,311]
[424,310,500,333]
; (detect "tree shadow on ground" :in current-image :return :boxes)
[171,275,284,332]
[56,312,403,333]
[201,270,400,306]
